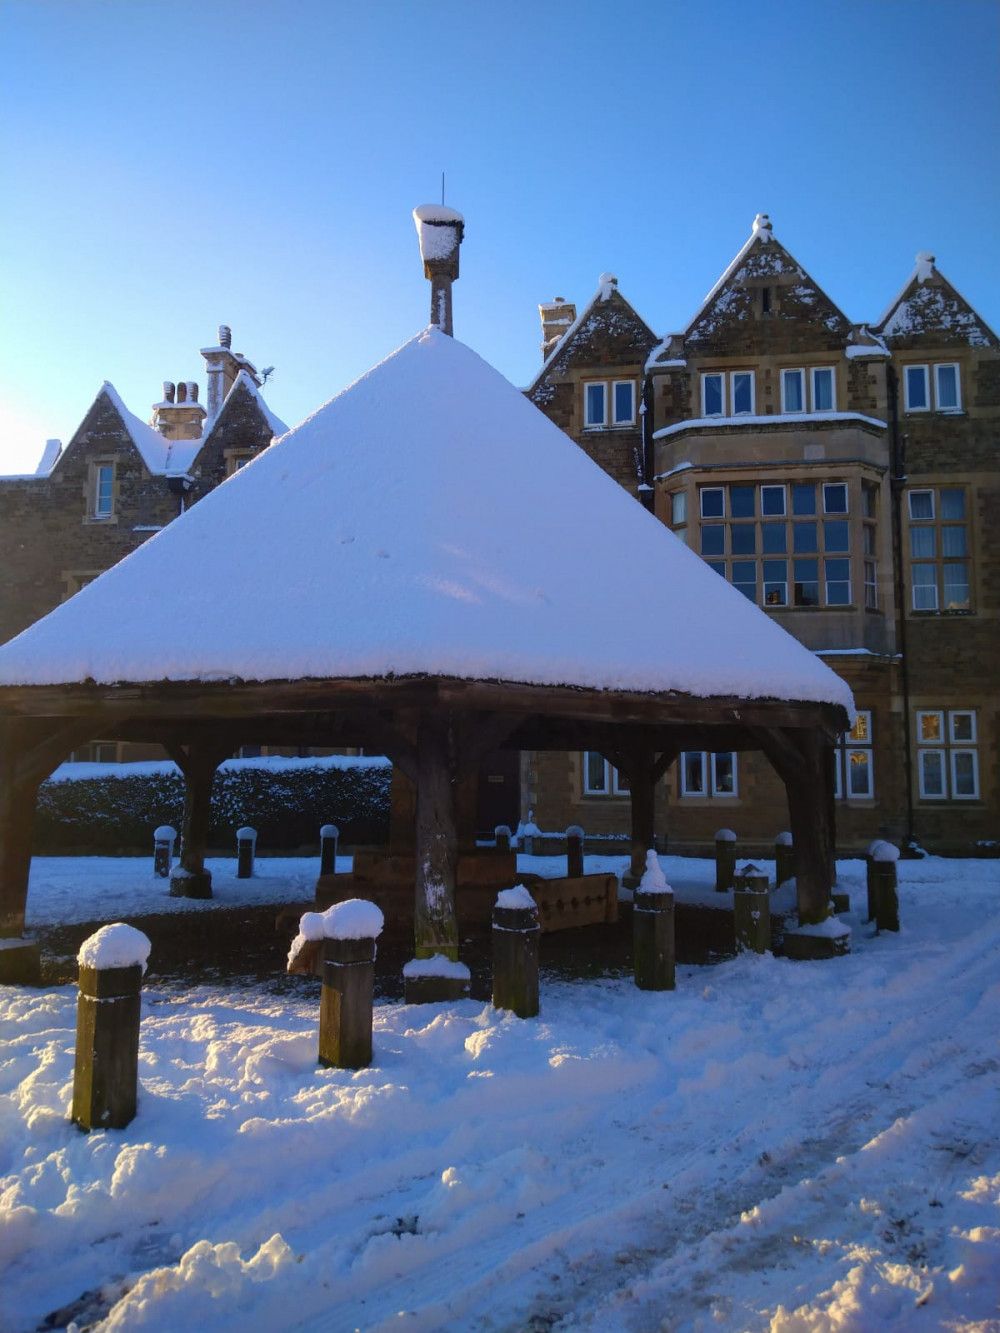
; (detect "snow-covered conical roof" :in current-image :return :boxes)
[0,328,852,711]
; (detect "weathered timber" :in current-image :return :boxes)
[566,826,584,878]
[492,898,540,1018]
[715,832,737,893]
[733,865,770,954]
[633,886,675,990]
[318,936,376,1069]
[165,741,230,898]
[236,827,256,879]
[319,824,339,877]
[72,963,143,1132]
[413,710,460,960]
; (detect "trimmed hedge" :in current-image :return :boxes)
[34,757,392,855]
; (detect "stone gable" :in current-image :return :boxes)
[878,267,996,351]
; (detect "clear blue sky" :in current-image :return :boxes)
[1,0,998,474]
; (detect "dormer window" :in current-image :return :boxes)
[93,462,114,518]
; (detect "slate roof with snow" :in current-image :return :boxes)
[0,328,853,713]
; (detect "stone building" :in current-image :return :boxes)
[525,215,998,855]
[0,328,287,761]
[2,215,996,856]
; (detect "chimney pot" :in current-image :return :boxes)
[186,381,199,402]
[163,381,175,403]
[218,325,232,349]
[176,382,187,403]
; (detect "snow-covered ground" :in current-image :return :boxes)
[2,854,998,1333]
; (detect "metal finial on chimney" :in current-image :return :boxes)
[413,205,465,337]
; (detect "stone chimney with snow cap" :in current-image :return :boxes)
[413,205,464,336]
[151,376,206,440]
[539,297,577,361]
[201,324,259,425]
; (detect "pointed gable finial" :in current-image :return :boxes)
[752,213,773,241]
[413,205,465,336]
[598,273,618,301]
[915,251,935,282]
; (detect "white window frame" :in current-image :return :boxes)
[810,366,836,413]
[915,709,979,800]
[612,380,636,425]
[934,363,961,412]
[680,751,738,798]
[584,381,608,427]
[760,484,786,516]
[781,368,805,414]
[700,487,726,519]
[904,364,930,412]
[908,489,935,521]
[864,558,878,609]
[834,710,873,800]
[670,492,687,526]
[582,751,627,796]
[94,463,114,518]
[730,371,755,416]
[701,373,725,417]
[822,482,848,514]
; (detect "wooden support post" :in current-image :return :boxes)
[319,935,376,1069]
[413,711,460,961]
[785,732,837,925]
[72,925,149,1132]
[166,742,228,899]
[715,829,737,892]
[320,824,339,877]
[611,747,676,890]
[492,889,540,1018]
[236,826,256,879]
[734,864,770,954]
[774,832,795,888]
[633,885,675,991]
[566,825,584,879]
[153,825,176,879]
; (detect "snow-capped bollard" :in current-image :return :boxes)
[733,863,770,955]
[319,824,340,877]
[494,824,511,853]
[72,924,150,1133]
[633,851,675,991]
[403,954,471,1005]
[153,825,177,879]
[774,831,794,888]
[872,841,900,933]
[715,828,737,892]
[492,886,540,1018]
[236,826,257,879]
[566,825,584,879]
[316,899,384,1069]
[865,839,886,922]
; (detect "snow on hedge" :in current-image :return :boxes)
[0,328,853,715]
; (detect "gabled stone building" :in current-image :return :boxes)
[526,215,999,854]
[0,328,287,759]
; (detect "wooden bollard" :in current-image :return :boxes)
[494,824,511,853]
[319,823,339,877]
[566,824,584,879]
[872,842,900,933]
[153,825,177,879]
[733,863,770,954]
[774,831,794,888]
[492,886,540,1018]
[317,899,384,1069]
[715,828,737,892]
[236,826,257,879]
[72,924,150,1132]
[633,851,675,991]
[865,839,885,922]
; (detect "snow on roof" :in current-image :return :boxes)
[524,278,656,394]
[35,439,62,475]
[0,327,853,714]
[876,254,997,345]
[228,368,290,439]
[653,411,886,440]
[92,382,181,476]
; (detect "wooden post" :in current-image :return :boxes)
[733,864,770,954]
[865,839,884,923]
[715,829,737,892]
[319,935,376,1069]
[872,842,900,933]
[566,825,584,879]
[72,925,149,1132]
[774,832,795,888]
[236,826,256,879]
[494,824,511,854]
[319,824,339,877]
[782,731,837,926]
[153,825,176,878]
[633,884,675,991]
[166,743,228,899]
[413,710,460,961]
[628,766,656,885]
[492,888,540,1018]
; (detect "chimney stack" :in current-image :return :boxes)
[413,205,464,336]
[201,324,258,424]
[538,297,577,362]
